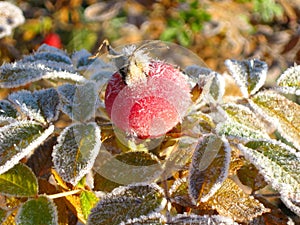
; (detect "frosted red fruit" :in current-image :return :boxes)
[105,60,191,139]
[43,33,62,49]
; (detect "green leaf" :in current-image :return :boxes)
[222,103,267,132]
[216,120,269,141]
[0,121,54,174]
[188,134,231,202]
[80,191,98,220]
[0,100,18,124]
[0,62,47,88]
[276,64,300,95]
[93,151,162,190]
[208,71,225,104]
[33,88,60,123]
[171,214,238,225]
[250,90,300,150]
[52,122,101,185]
[20,43,75,72]
[0,163,37,197]
[238,139,300,215]
[87,183,166,225]
[225,59,268,97]
[8,90,46,124]
[16,196,58,225]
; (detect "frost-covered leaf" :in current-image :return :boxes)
[217,103,269,141]
[238,139,300,214]
[87,183,166,225]
[57,84,76,117]
[93,151,162,190]
[120,212,166,225]
[0,121,54,174]
[216,120,269,141]
[33,88,60,122]
[72,49,96,70]
[280,194,300,217]
[0,61,84,88]
[8,90,45,124]
[57,82,98,122]
[80,191,98,220]
[189,134,231,203]
[276,64,300,95]
[207,178,269,222]
[52,122,101,185]
[72,81,98,122]
[0,62,44,88]
[21,55,74,73]
[22,51,72,65]
[0,100,18,124]
[225,59,268,97]
[222,103,266,132]
[171,214,238,225]
[0,163,37,197]
[16,196,58,225]
[36,44,67,55]
[250,90,300,149]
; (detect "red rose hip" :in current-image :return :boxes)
[105,55,191,139]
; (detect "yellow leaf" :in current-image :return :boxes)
[207,178,269,222]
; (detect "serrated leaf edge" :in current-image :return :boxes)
[201,136,231,202]
[249,91,300,150]
[0,122,54,174]
[15,196,58,225]
[238,139,300,200]
[52,122,101,185]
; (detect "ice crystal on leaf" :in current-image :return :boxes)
[52,122,101,185]
[225,59,268,97]
[238,139,300,215]
[87,183,166,225]
[15,196,58,225]
[276,64,300,95]
[171,214,238,225]
[250,90,300,150]
[188,134,231,203]
[0,121,54,174]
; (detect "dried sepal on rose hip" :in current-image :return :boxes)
[103,41,192,139]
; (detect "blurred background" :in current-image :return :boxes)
[0,0,299,81]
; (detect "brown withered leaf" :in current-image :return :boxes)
[237,162,267,192]
[228,145,244,176]
[248,196,291,225]
[207,178,270,222]
[26,136,57,178]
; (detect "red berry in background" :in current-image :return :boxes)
[105,60,192,139]
[43,33,62,48]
